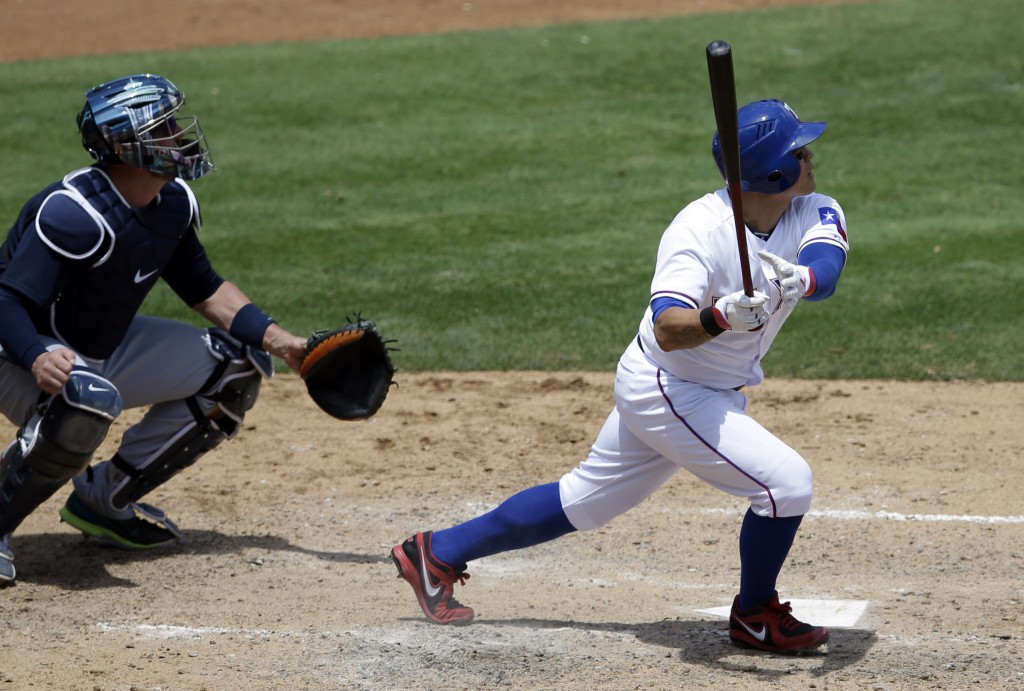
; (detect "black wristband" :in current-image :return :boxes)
[699,306,726,337]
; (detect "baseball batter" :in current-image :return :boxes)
[0,74,308,584]
[392,99,849,654]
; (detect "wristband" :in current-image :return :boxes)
[229,303,276,349]
[699,307,726,337]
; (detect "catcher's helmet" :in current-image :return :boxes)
[76,74,214,180]
[712,99,825,194]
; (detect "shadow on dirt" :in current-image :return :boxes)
[7,528,388,590]
[490,617,877,677]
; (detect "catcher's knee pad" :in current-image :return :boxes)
[200,328,273,436]
[0,370,122,534]
[26,369,123,480]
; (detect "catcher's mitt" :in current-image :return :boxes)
[300,316,397,420]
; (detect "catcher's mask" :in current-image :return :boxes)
[712,99,826,194]
[76,74,214,180]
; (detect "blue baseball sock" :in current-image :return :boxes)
[737,507,804,610]
[430,482,576,568]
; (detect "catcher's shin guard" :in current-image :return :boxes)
[0,370,123,535]
[106,329,271,508]
[108,412,224,509]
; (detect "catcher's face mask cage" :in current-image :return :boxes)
[77,74,214,180]
[711,99,826,194]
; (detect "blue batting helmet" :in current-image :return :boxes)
[712,99,825,194]
[76,74,214,180]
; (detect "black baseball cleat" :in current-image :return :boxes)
[391,531,474,625]
[729,593,829,654]
[59,491,181,549]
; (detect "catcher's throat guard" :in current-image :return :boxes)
[301,317,396,421]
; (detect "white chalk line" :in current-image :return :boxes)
[695,506,1024,525]
[96,622,275,639]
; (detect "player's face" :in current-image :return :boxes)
[790,146,816,195]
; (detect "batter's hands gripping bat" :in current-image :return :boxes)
[706,40,754,297]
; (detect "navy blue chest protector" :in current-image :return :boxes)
[52,170,196,359]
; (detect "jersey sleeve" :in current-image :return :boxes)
[161,226,224,306]
[649,223,714,310]
[0,286,49,371]
[796,196,849,256]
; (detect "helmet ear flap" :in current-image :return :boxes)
[762,158,801,193]
[750,158,799,194]
[77,106,115,163]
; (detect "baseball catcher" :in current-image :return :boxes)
[300,316,397,420]
[0,73,312,584]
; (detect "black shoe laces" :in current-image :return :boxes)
[768,599,808,633]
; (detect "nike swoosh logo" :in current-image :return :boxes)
[134,268,159,284]
[87,384,108,392]
[737,618,767,642]
[419,542,442,598]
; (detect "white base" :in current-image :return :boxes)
[694,599,869,628]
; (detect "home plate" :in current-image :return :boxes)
[693,599,869,628]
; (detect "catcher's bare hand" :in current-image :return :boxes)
[713,290,770,331]
[32,348,76,394]
[263,324,307,373]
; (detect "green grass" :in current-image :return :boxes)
[1,0,1021,379]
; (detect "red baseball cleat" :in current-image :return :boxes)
[729,593,829,654]
[391,531,474,625]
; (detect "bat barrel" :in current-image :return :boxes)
[705,40,754,296]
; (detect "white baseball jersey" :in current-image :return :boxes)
[558,188,849,526]
[637,188,849,390]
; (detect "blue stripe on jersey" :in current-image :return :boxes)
[650,296,690,324]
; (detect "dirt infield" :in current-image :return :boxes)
[1,2,1022,690]
[0,0,869,63]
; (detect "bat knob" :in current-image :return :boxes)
[707,40,732,57]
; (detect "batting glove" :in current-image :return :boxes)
[713,290,770,332]
[757,250,812,307]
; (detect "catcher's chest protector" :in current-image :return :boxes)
[47,170,197,359]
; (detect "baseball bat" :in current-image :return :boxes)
[705,40,754,297]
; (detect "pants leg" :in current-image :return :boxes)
[560,341,814,533]
[73,317,261,517]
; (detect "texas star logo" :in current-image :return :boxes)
[818,206,848,242]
